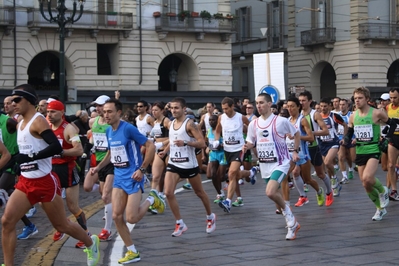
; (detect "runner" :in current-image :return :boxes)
[244,93,301,240]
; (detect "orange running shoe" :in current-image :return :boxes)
[98,228,112,241]
[325,192,334,207]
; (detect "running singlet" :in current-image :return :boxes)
[386,103,399,135]
[17,113,52,178]
[207,128,223,151]
[303,109,319,147]
[0,114,18,155]
[107,121,147,177]
[286,114,309,157]
[168,118,198,168]
[151,117,168,139]
[220,112,245,152]
[353,108,380,154]
[92,116,110,161]
[136,114,153,137]
[337,111,352,140]
[52,120,76,164]
[247,115,295,178]
[319,113,339,144]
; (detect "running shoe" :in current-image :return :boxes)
[325,192,334,207]
[389,190,399,201]
[348,170,354,179]
[288,182,294,190]
[249,166,258,185]
[76,240,86,249]
[334,165,339,175]
[213,194,224,204]
[206,213,216,234]
[238,179,244,185]
[98,229,112,241]
[148,205,158,214]
[379,186,389,208]
[171,223,188,237]
[286,221,300,240]
[26,206,37,218]
[222,183,228,191]
[17,224,38,240]
[275,209,282,215]
[282,210,296,228]
[182,183,192,190]
[61,188,66,199]
[294,196,309,207]
[218,199,231,213]
[303,184,309,192]
[311,171,317,177]
[53,231,65,241]
[149,190,165,214]
[333,184,342,197]
[84,235,100,266]
[372,208,387,221]
[340,177,349,184]
[232,198,244,207]
[354,165,358,172]
[316,187,325,206]
[118,250,140,264]
[331,177,338,189]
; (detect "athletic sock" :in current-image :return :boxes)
[323,175,332,194]
[104,203,113,232]
[342,171,347,179]
[373,178,385,193]
[127,244,137,253]
[367,188,381,208]
[293,175,306,197]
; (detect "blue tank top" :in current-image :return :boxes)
[106,121,148,178]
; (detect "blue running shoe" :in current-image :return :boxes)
[333,184,342,197]
[249,166,259,185]
[17,224,38,240]
[218,200,231,213]
[26,206,37,218]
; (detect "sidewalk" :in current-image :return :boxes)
[53,168,399,265]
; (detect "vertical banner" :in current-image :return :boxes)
[253,52,285,104]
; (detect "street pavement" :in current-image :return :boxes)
[3,165,399,265]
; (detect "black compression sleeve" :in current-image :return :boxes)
[32,129,63,160]
[343,127,354,144]
[385,118,398,138]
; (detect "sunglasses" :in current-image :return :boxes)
[137,105,144,108]
[246,107,253,109]
[12,96,23,103]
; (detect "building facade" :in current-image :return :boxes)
[0,0,245,108]
[288,0,399,101]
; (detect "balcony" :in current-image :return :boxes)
[300,27,336,50]
[0,7,15,36]
[155,16,235,41]
[27,9,133,38]
[358,23,399,45]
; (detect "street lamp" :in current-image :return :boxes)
[39,0,85,102]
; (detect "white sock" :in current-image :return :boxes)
[348,167,353,172]
[334,164,339,169]
[240,165,244,171]
[104,203,113,232]
[342,171,347,178]
[206,213,214,220]
[147,196,154,205]
[285,200,290,207]
[176,219,184,225]
[127,244,137,253]
[284,204,291,214]
[226,198,232,206]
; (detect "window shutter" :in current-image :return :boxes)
[235,8,240,41]
[267,2,272,49]
[279,0,284,47]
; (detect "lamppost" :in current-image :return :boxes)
[39,0,85,102]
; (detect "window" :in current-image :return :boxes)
[312,0,331,29]
[236,6,251,41]
[97,44,118,75]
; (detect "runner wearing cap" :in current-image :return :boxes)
[84,95,115,242]
[386,88,399,200]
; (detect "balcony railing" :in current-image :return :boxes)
[300,27,336,46]
[27,8,132,36]
[358,23,399,40]
[155,16,235,34]
[0,7,14,26]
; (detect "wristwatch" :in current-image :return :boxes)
[139,167,146,174]
[183,140,188,146]
[293,148,300,153]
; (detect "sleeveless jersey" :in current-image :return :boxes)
[302,109,319,147]
[136,114,153,137]
[52,120,76,164]
[151,117,168,139]
[168,118,198,168]
[92,116,110,161]
[107,121,147,177]
[207,127,223,151]
[203,113,211,133]
[337,111,352,140]
[386,103,399,135]
[353,108,380,154]
[17,113,52,178]
[220,112,245,152]
[286,115,310,158]
[319,113,339,144]
[0,114,18,155]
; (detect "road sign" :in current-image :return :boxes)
[259,85,279,104]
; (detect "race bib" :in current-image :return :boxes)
[257,142,277,163]
[110,145,130,168]
[286,138,295,152]
[224,132,240,145]
[320,128,334,142]
[170,145,189,163]
[93,133,109,152]
[354,124,373,142]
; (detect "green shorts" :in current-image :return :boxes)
[263,170,286,186]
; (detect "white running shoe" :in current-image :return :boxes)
[379,186,389,208]
[282,210,296,228]
[286,221,300,240]
[372,208,387,221]
[206,213,216,234]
